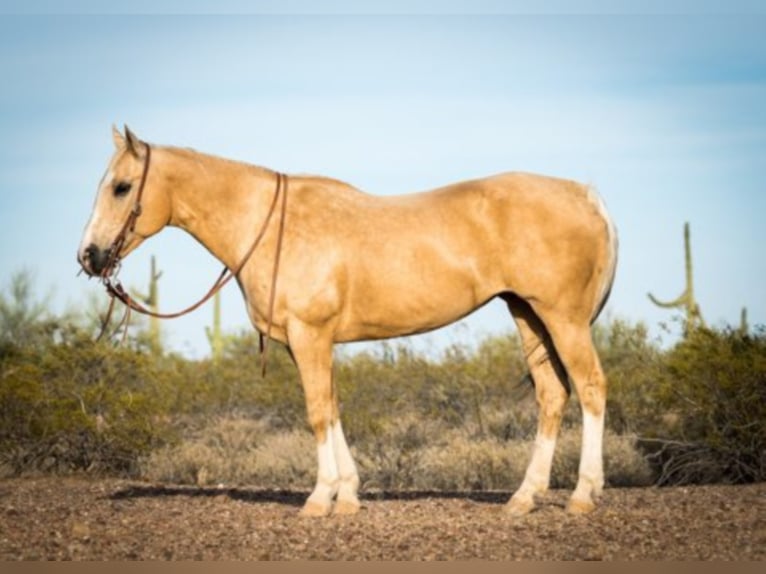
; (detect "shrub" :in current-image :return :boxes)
[141,416,314,488]
[594,318,666,435]
[354,414,448,491]
[410,430,528,491]
[0,336,176,476]
[603,433,655,487]
[640,327,766,485]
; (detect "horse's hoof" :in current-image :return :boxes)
[333,498,361,515]
[566,496,596,515]
[504,495,535,516]
[299,500,332,518]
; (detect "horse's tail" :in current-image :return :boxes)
[587,186,619,324]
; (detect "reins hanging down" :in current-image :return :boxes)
[97,143,288,375]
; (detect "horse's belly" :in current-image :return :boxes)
[337,251,497,341]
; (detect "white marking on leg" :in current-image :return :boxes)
[529,435,557,490]
[516,435,556,498]
[573,410,605,501]
[331,420,359,499]
[306,425,339,508]
[507,434,557,515]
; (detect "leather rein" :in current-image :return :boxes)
[97,143,288,375]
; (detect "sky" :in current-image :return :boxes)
[1,2,764,358]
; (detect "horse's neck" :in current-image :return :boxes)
[159,147,278,270]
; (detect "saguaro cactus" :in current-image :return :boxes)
[205,291,224,363]
[131,255,163,353]
[740,307,749,336]
[648,222,705,334]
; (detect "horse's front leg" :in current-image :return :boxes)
[288,322,360,517]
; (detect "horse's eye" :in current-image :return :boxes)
[113,181,132,197]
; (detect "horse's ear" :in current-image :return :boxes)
[112,124,126,149]
[124,125,147,158]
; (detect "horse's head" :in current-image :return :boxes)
[78,126,171,277]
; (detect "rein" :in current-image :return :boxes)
[97,144,288,375]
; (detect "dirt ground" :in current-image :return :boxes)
[0,477,763,560]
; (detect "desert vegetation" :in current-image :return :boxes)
[1,270,764,492]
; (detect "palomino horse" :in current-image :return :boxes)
[78,126,618,517]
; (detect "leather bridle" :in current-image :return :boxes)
[96,143,288,375]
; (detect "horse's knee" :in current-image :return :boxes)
[303,386,335,442]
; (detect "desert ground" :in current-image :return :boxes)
[0,477,763,560]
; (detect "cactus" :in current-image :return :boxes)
[740,307,749,336]
[648,222,705,334]
[131,255,163,353]
[205,291,224,363]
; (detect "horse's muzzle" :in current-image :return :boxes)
[78,243,110,277]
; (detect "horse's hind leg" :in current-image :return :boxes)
[535,310,607,514]
[504,295,571,516]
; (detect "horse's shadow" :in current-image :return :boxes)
[107,484,518,507]
[109,484,307,507]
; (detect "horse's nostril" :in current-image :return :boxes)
[82,243,107,275]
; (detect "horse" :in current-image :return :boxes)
[78,126,618,517]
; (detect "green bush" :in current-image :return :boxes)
[640,327,766,485]
[594,318,666,435]
[165,337,305,427]
[0,336,176,476]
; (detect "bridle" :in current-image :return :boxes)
[96,143,288,375]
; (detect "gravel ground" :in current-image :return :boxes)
[0,477,763,560]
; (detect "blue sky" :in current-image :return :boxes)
[1,2,764,357]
